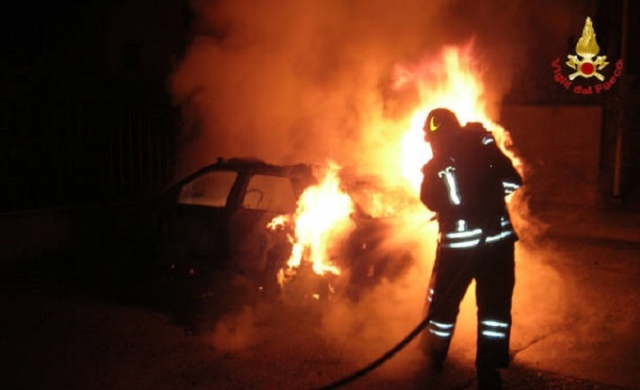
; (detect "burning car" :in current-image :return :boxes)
[156,157,415,309]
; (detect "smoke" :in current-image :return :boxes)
[167,0,575,180]
[207,305,257,352]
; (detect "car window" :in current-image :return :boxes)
[178,171,238,207]
[242,174,297,213]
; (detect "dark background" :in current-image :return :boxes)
[0,0,189,212]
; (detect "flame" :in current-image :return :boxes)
[266,214,290,232]
[285,162,355,276]
[392,44,520,191]
[267,43,522,297]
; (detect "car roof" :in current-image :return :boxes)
[164,157,315,193]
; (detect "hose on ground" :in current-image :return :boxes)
[313,247,475,390]
[312,312,432,390]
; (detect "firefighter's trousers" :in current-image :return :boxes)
[419,239,515,370]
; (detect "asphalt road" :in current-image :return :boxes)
[2,233,639,390]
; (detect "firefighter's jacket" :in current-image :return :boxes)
[420,126,522,249]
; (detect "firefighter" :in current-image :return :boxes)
[418,108,522,389]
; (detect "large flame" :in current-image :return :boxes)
[269,43,520,291]
[393,44,511,191]
[285,162,355,276]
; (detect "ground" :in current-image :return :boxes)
[1,204,639,390]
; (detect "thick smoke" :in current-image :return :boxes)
[167,0,578,179]
[171,0,594,380]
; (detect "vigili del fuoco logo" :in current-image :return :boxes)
[552,16,623,95]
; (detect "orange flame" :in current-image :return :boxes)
[268,43,521,293]
[266,214,290,232]
[392,44,517,192]
[286,162,355,276]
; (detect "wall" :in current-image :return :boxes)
[500,105,603,205]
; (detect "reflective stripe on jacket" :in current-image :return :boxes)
[420,127,523,249]
[438,215,516,249]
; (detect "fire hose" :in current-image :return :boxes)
[313,312,434,390]
[313,246,474,390]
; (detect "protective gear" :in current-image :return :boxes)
[424,108,461,135]
[477,367,503,390]
[419,109,522,375]
[420,122,521,247]
[420,240,515,369]
[423,108,462,155]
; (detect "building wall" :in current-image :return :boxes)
[500,105,602,205]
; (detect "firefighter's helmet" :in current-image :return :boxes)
[424,108,461,136]
[424,108,461,154]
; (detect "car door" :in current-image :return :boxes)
[227,172,298,290]
[162,169,239,275]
